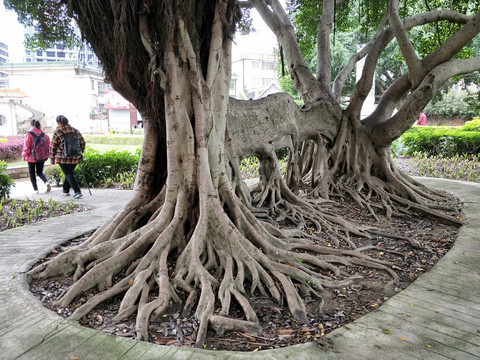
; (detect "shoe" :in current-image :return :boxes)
[35,190,39,194]
[73,193,83,199]
[46,184,51,193]
[63,192,70,196]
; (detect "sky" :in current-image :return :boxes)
[0,2,278,62]
[0,1,25,62]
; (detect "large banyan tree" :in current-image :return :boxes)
[7,0,480,347]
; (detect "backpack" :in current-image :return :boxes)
[29,131,49,161]
[62,131,82,157]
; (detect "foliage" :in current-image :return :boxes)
[75,148,140,187]
[0,161,15,200]
[4,0,79,50]
[240,156,287,179]
[399,153,480,183]
[462,118,480,131]
[239,157,259,179]
[279,74,300,101]
[424,88,479,119]
[44,164,63,186]
[392,121,480,157]
[0,136,24,161]
[0,197,87,231]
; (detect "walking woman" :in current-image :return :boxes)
[22,119,51,194]
[50,115,86,199]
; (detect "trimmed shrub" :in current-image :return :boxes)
[75,148,140,187]
[394,120,480,157]
[0,161,14,199]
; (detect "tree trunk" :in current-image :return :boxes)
[26,0,475,348]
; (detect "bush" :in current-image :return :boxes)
[0,161,14,199]
[462,118,480,132]
[395,121,480,157]
[44,165,63,186]
[76,148,140,187]
[0,136,24,161]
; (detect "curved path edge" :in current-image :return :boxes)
[0,179,479,359]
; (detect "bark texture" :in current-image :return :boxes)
[26,0,480,348]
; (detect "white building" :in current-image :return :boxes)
[0,42,9,88]
[0,88,27,136]
[104,91,142,133]
[0,61,107,135]
[231,52,280,100]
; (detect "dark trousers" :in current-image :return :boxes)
[60,164,81,194]
[28,161,48,191]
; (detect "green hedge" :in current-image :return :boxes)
[83,134,144,146]
[393,119,480,157]
[75,148,140,187]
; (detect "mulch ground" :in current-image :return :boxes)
[29,192,461,352]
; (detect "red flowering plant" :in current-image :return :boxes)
[0,136,24,161]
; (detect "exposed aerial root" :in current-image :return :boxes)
[27,126,462,349]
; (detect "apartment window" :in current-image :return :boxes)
[57,52,65,58]
[46,51,55,57]
[0,115,6,126]
[36,51,43,56]
[91,79,95,91]
[251,61,260,69]
[56,44,65,50]
[0,50,7,56]
[98,82,105,96]
[262,62,275,70]
[26,50,31,55]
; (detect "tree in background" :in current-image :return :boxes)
[5,0,480,347]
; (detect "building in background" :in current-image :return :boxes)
[0,88,28,136]
[0,42,9,88]
[104,91,142,133]
[231,52,280,100]
[0,61,107,134]
[23,24,101,68]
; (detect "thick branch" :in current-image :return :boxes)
[372,56,480,145]
[316,0,335,92]
[252,0,322,101]
[387,0,426,88]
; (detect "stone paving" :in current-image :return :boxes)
[0,178,479,359]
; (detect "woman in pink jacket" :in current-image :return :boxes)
[22,119,52,194]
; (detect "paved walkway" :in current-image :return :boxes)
[0,178,479,359]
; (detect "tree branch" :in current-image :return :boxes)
[332,14,387,101]
[387,0,426,88]
[372,56,480,145]
[316,0,335,92]
[252,0,322,102]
